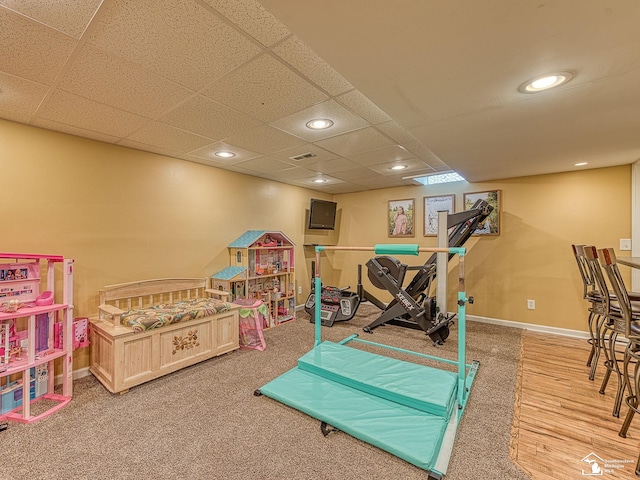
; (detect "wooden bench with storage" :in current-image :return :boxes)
[89,278,239,394]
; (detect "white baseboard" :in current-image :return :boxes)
[467,314,590,339]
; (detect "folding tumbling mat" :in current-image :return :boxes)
[257,245,478,480]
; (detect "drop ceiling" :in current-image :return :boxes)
[1,0,639,193]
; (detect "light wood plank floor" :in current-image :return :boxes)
[512,331,640,479]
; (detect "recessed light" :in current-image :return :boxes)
[306,118,334,130]
[518,72,574,93]
[574,162,588,167]
[390,164,408,171]
[313,178,328,184]
[214,151,236,158]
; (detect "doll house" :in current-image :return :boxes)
[211,231,295,328]
[0,253,74,423]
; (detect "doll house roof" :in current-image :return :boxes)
[228,230,294,248]
[210,266,247,281]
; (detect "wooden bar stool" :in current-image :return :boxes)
[584,246,629,416]
[572,244,607,379]
[596,247,640,422]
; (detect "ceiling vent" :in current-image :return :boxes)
[290,152,317,161]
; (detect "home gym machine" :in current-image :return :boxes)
[360,199,493,344]
[304,199,492,340]
[305,263,360,327]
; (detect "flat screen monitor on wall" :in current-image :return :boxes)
[308,198,337,230]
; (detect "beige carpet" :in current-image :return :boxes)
[1,305,529,479]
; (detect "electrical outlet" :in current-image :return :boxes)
[298,286,302,295]
[527,299,535,310]
[620,238,632,251]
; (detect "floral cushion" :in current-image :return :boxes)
[121,298,232,332]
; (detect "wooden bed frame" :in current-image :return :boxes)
[89,278,239,394]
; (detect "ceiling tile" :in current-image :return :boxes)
[222,124,306,155]
[315,127,395,157]
[272,35,354,96]
[184,141,261,163]
[0,0,102,38]
[274,166,318,180]
[0,8,78,85]
[270,99,368,141]
[271,146,338,171]
[202,0,290,47]
[58,44,195,118]
[353,175,409,190]
[329,167,382,182]
[307,158,362,174]
[336,90,392,125]
[202,53,328,122]
[86,0,261,90]
[32,117,120,144]
[123,122,213,154]
[117,139,185,158]
[37,90,149,138]
[403,141,449,168]
[159,95,262,140]
[376,121,419,145]
[368,158,433,176]
[292,174,344,187]
[347,144,416,167]
[234,155,295,173]
[0,72,49,122]
[322,182,369,194]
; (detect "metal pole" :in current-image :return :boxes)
[436,210,448,316]
[457,252,467,408]
[314,248,322,346]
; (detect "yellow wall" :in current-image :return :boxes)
[0,119,332,368]
[333,166,632,332]
[0,118,632,370]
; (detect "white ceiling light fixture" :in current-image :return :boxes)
[306,118,334,130]
[390,164,408,171]
[313,178,328,184]
[214,151,236,159]
[574,162,588,167]
[518,72,574,93]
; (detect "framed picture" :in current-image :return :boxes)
[463,190,501,235]
[423,194,455,236]
[388,199,415,237]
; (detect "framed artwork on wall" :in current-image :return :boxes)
[388,198,415,237]
[463,190,501,235]
[423,194,455,236]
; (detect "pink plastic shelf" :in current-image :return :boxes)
[0,253,64,262]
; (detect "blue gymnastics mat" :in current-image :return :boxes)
[259,341,459,473]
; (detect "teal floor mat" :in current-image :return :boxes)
[259,343,460,472]
[297,341,457,418]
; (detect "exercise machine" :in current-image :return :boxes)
[360,199,493,343]
[305,261,360,327]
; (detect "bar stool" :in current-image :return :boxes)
[583,246,625,413]
[572,244,607,379]
[595,247,640,421]
[597,248,640,436]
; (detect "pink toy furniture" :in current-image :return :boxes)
[0,253,74,423]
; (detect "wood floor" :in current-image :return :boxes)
[512,331,640,479]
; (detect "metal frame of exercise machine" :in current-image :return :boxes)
[359,199,493,342]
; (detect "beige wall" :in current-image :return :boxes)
[0,119,331,369]
[1,118,632,370]
[333,166,632,332]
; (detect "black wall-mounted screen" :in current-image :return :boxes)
[308,198,337,230]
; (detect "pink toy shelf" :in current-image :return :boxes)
[0,253,74,424]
